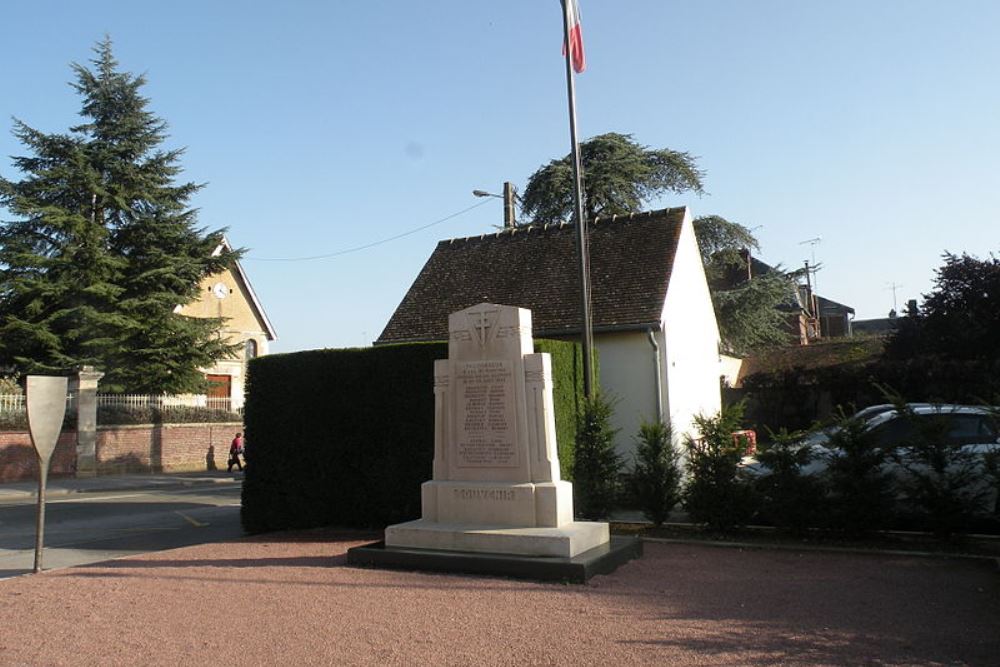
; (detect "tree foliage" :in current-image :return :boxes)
[692,214,760,283]
[0,38,239,392]
[885,252,1000,361]
[693,215,796,356]
[519,132,704,224]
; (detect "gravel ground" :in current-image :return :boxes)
[0,529,997,666]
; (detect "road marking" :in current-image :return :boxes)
[175,511,208,527]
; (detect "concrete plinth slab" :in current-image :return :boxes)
[347,536,643,584]
[385,519,609,558]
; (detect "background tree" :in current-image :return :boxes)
[519,132,704,224]
[519,135,794,357]
[693,215,796,356]
[692,214,760,283]
[0,38,239,393]
[885,252,1000,361]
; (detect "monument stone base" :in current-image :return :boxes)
[347,536,642,584]
[420,480,574,527]
[385,518,609,558]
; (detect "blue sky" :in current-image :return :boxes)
[2,1,998,352]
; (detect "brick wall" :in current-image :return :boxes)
[0,432,78,482]
[0,422,242,480]
[96,422,241,474]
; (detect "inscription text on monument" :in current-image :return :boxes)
[455,360,516,468]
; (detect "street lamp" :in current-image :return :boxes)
[472,182,518,228]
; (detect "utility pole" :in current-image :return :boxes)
[502,182,516,228]
[473,182,518,229]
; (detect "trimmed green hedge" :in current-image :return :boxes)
[241,339,587,533]
[0,411,76,432]
[97,405,242,425]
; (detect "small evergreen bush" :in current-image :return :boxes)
[630,420,682,526]
[753,427,825,535]
[683,403,757,530]
[572,393,621,520]
[984,450,1000,520]
[820,408,896,536]
[888,402,995,539]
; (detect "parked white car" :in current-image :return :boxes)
[743,404,1000,512]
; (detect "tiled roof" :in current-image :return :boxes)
[377,207,687,344]
[817,295,855,315]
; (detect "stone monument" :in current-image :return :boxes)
[384,303,609,558]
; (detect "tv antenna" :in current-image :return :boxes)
[885,282,903,312]
[798,237,822,292]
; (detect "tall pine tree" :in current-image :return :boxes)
[0,38,239,392]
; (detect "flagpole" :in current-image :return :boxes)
[561,0,595,399]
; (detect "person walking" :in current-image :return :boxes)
[228,432,244,472]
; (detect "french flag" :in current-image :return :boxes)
[562,0,586,73]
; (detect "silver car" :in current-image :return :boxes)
[743,404,1000,511]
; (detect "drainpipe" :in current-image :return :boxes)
[647,329,663,422]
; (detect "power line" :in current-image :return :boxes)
[244,199,493,262]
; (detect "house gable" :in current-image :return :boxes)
[178,240,276,344]
[377,207,687,343]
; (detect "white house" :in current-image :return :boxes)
[376,206,723,457]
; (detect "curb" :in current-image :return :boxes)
[0,475,241,501]
[640,536,1000,571]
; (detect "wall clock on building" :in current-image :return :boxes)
[212,282,229,299]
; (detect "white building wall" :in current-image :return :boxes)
[594,331,659,460]
[661,211,723,441]
[586,209,724,459]
[719,354,743,388]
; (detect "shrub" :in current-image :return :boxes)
[985,450,1000,520]
[630,420,682,526]
[889,404,995,539]
[0,413,28,431]
[820,408,896,536]
[683,403,757,530]
[0,409,76,431]
[572,393,621,520]
[96,405,241,425]
[753,427,825,535]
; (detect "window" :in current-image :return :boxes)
[245,339,258,361]
[943,414,998,447]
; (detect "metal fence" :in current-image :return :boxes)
[0,394,25,414]
[0,394,76,415]
[0,393,238,416]
[95,394,236,413]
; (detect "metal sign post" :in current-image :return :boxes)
[26,376,68,573]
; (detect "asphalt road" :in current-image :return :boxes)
[0,484,243,578]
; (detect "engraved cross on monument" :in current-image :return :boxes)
[384,303,609,558]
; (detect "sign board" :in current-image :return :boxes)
[27,376,68,463]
